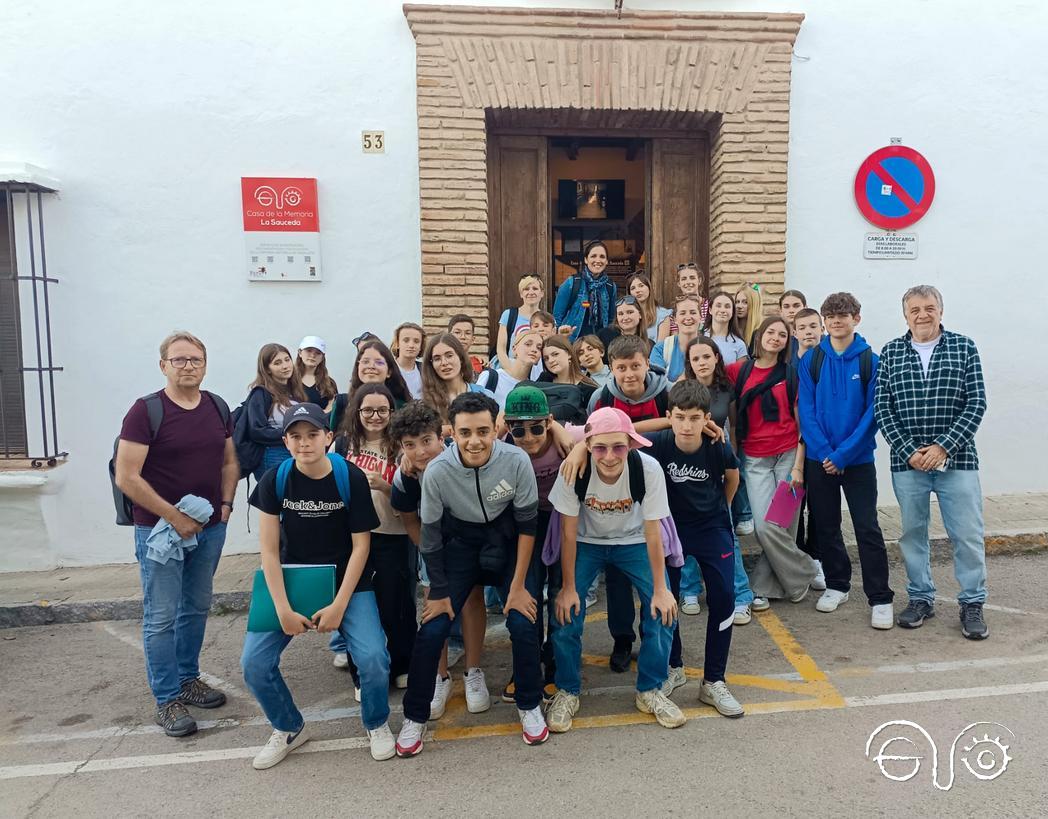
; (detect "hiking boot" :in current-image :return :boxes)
[960,602,989,640]
[395,719,425,757]
[635,688,687,728]
[609,639,633,673]
[519,706,550,746]
[660,666,687,697]
[698,679,744,718]
[897,599,935,629]
[252,726,309,770]
[815,589,849,613]
[464,667,490,713]
[429,674,452,720]
[155,701,197,737]
[178,677,226,709]
[546,690,580,733]
[367,722,396,761]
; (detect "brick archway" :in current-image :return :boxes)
[404,4,804,344]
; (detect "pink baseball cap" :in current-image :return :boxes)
[583,407,651,449]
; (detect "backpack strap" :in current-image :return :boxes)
[598,384,612,409]
[504,307,519,333]
[275,457,295,515]
[573,466,591,505]
[662,336,676,363]
[626,449,647,504]
[143,392,164,440]
[568,275,584,311]
[203,390,231,426]
[808,346,826,386]
[859,348,873,391]
[786,365,798,408]
[327,454,351,507]
[480,368,499,393]
[653,388,669,418]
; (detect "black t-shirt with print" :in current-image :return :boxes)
[647,430,739,524]
[250,461,380,591]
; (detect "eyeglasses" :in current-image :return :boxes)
[616,296,639,307]
[431,351,458,365]
[509,422,546,438]
[359,357,387,369]
[590,443,629,459]
[359,407,391,419]
[166,357,205,369]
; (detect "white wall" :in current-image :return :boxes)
[1,0,1043,568]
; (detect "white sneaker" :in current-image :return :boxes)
[635,688,687,728]
[816,589,849,613]
[252,726,310,770]
[699,679,744,718]
[735,519,755,536]
[367,722,396,761]
[518,706,550,745]
[546,689,579,733]
[751,596,770,612]
[393,673,409,689]
[395,719,425,757]
[871,603,895,630]
[661,666,687,696]
[464,667,490,713]
[680,596,701,616]
[585,584,598,608]
[733,604,752,626]
[353,686,361,703]
[811,560,827,591]
[446,643,465,669]
[429,674,452,720]
[332,653,349,669]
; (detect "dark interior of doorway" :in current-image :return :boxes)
[548,136,647,298]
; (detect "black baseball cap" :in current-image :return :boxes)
[282,403,328,433]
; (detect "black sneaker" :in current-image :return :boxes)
[178,677,227,709]
[609,639,633,673]
[155,701,198,737]
[960,602,989,640]
[897,599,935,629]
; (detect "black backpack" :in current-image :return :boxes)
[478,368,500,394]
[574,448,647,505]
[109,391,230,526]
[808,346,873,391]
[528,381,589,425]
[487,307,520,361]
[230,389,268,480]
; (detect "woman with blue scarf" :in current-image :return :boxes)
[553,240,617,343]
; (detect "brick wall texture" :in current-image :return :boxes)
[405,5,804,342]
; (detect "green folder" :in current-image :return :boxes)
[246,564,336,632]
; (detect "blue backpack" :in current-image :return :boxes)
[275,454,351,517]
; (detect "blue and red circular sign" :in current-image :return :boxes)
[854,146,935,230]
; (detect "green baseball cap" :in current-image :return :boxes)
[504,385,549,420]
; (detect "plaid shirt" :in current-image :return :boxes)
[874,327,986,471]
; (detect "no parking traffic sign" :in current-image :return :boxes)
[854,145,935,230]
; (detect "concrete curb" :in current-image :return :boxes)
[1,533,1045,629]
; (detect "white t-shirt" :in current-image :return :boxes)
[477,369,520,408]
[910,335,941,375]
[549,451,670,545]
[401,364,423,399]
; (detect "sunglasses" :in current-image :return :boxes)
[352,331,377,346]
[676,262,700,271]
[616,296,639,307]
[590,443,629,459]
[509,422,546,438]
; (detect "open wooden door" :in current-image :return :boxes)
[648,138,710,306]
[487,135,549,339]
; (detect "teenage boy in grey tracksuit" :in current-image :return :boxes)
[396,392,548,755]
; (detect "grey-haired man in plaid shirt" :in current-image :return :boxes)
[874,285,988,639]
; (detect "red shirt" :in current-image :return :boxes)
[726,360,798,458]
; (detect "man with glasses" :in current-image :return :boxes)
[115,331,239,737]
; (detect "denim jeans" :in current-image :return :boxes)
[242,590,390,732]
[891,468,986,604]
[553,542,673,695]
[401,537,544,722]
[732,473,753,523]
[806,460,892,605]
[135,522,226,706]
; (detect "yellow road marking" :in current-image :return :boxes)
[754,609,846,707]
[584,611,608,623]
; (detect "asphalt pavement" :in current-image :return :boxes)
[2,552,1047,818]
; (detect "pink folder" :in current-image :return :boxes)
[765,481,805,528]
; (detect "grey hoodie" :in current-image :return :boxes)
[419,439,538,599]
[586,370,671,414]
